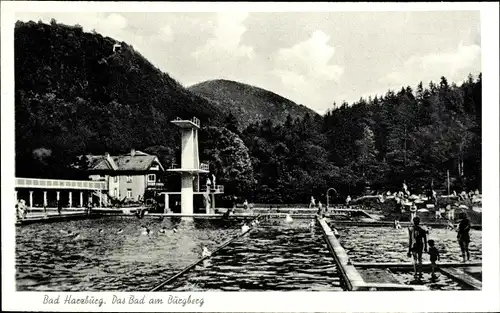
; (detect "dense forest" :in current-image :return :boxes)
[15,20,223,179]
[14,20,482,204]
[242,74,482,203]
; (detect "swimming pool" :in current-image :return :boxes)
[16,216,482,291]
[334,223,482,290]
[16,216,341,291]
[16,217,241,291]
[335,225,482,263]
[167,219,342,291]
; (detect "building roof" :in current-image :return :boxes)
[84,150,164,172]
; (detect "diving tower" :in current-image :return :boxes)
[165,117,223,214]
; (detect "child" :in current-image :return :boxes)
[428,239,440,278]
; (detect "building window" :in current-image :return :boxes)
[114,176,118,183]
[127,189,132,199]
[127,175,132,183]
[148,174,156,182]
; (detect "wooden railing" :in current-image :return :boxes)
[200,185,224,193]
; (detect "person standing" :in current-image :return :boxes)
[407,216,428,278]
[432,189,437,205]
[309,196,316,209]
[206,176,212,192]
[457,212,471,262]
[410,203,417,222]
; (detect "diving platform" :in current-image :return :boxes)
[165,116,224,215]
[171,116,200,129]
[167,162,209,174]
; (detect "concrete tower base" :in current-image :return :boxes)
[181,174,194,214]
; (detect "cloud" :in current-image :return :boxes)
[102,13,128,30]
[271,30,343,90]
[380,42,481,86]
[268,30,343,111]
[160,25,174,42]
[192,12,254,60]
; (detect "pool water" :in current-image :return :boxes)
[390,270,475,291]
[168,219,342,291]
[335,225,482,263]
[16,217,340,291]
[16,216,482,292]
[335,224,482,290]
[16,217,242,291]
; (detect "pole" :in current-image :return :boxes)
[326,188,337,209]
[404,125,407,169]
[164,193,169,213]
[447,170,450,195]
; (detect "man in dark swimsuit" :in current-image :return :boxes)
[407,216,428,278]
[457,212,471,262]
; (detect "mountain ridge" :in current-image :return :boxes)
[188,79,319,129]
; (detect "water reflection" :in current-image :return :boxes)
[169,219,342,291]
[335,225,482,263]
[16,217,240,291]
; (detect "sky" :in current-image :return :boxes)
[15,11,481,114]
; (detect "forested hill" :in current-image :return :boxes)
[14,20,482,203]
[15,20,224,178]
[241,74,482,202]
[188,79,318,129]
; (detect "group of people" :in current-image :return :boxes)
[308,196,325,209]
[407,212,471,279]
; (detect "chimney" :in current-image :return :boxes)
[131,149,136,157]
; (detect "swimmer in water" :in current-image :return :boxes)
[158,227,168,234]
[202,246,211,257]
[241,223,250,233]
[285,214,293,223]
[117,228,123,234]
[309,220,315,228]
[140,227,151,236]
[172,227,178,233]
[60,230,74,237]
[98,229,104,234]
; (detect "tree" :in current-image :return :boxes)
[223,112,240,135]
[355,125,379,185]
[200,127,256,198]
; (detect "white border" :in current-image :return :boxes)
[2,2,499,312]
